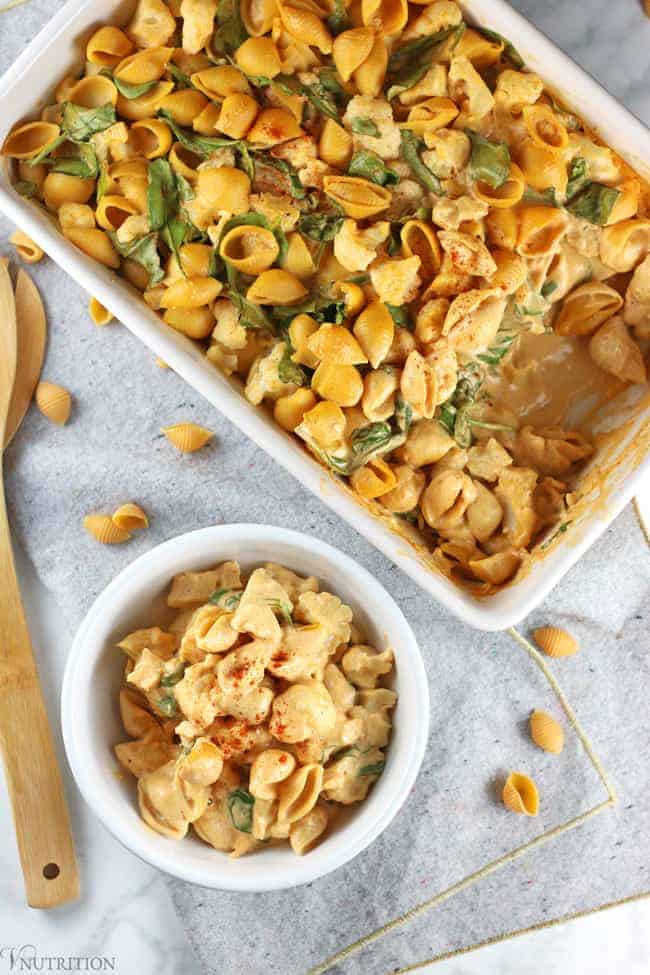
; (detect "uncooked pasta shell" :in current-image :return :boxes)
[163,422,213,452]
[530,710,564,754]
[533,626,579,658]
[502,771,539,816]
[112,502,149,532]
[35,381,72,425]
[84,514,131,545]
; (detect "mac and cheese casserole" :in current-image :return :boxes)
[114,560,396,855]
[3,0,649,593]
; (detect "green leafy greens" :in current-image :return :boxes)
[227,789,255,833]
[466,129,510,188]
[350,117,380,138]
[566,182,620,226]
[348,150,399,187]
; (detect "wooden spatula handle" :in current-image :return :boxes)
[0,468,78,908]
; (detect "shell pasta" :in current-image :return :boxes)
[114,560,396,856]
[4,0,649,594]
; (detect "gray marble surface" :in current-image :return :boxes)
[0,2,650,974]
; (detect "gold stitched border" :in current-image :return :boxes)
[393,889,650,973]
[306,628,617,975]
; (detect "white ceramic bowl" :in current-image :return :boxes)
[61,524,429,891]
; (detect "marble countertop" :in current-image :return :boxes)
[1,1,650,973]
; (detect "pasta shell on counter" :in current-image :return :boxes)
[10,231,44,264]
[533,626,579,658]
[163,422,213,453]
[502,771,539,816]
[530,710,565,754]
[112,503,149,532]
[84,513,131,545]
[89,297,114,326]
[35,381,72,425]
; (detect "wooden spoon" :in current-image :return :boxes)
[0,260,79,907]
[4,269,47,448]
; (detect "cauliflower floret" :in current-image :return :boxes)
[127,648,166,693]
[448,56,494,123]
[168,563,241,608]
[249,193,300,232]
[174,655,221,729]
[180,0,217,54]
[271,135,317,170]
[567,134,622,186]
[494,69,544,115]
[422,129,470,178]
[343,95,401,161]
[231,567,293,644]
[295,590,352,651]
[333,219,390,272]
[403,0,463,40]
[58,203,95,230]
[385,179,427,221]
[467,438,514,482]
[267,625,333,682]
[212,298,247,351]
[244,341,298,406]
[370,256,422,305]
[398,64,447,106]
[438,230,497,278]
[197,148,237,170]
[341,645,394,689]
[91,122,129,164]
[262,563,319,600]
[116,214,150,244]
[269,681,338,743]
[433,195,489,231]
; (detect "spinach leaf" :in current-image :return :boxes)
[358,761,385,776]
[475,27,524,69]
[167,63,193,89]
[51,142,99,179]
[327,0,349,34]
[160,666,185,688]
[110,232,164,286]
[161,217,190,268]
[385,303,410,329]
[275,74,340,121]
[212,0,248,55]
[351,117,380,138]
[26,134,66,167]
[541,280,558,299]
[298,212,344,243]
[147,158,178,231]
[522,185,559,207]
[225,266,274,330]
[97,162,109,201]
[348,150,399,187]
[566,182,620,225]
[400,130,443,194]
[386,27,458,93]
[351,421,393,455]
[158,109,240,157]
[156,695,177,717]
[266,597,293,623]
[438,402,457,436]
[318,67,348,103]
[345,272,370,285]
[476,331,517,366]
[62,102,117,142]
[14,180,36,198]
[394,393,413,433]
[227,789,255,833]
[565,157,588,201]
[253,154,309,200]
[466,129,510,188]
[112,76,158,99]
[209,588,243,609]
[278,342,307,385]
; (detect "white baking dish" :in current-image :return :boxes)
[1,0,649,630]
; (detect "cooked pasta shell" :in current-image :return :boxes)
[454,28,503,67]
[112,502,149,532]
[522,104,568,154]
[89,297,114,325]
[247,107,304,145]
[401,220,442,281]
[606,178,640,226]
[273,387,318,432]
[96,194,141,232]
[44,173,96,210]
[62,227,119,269]
[216,93,260,140]
[361,0,407,34]
[67,75,118,109]
[323,176,392,219]
[307,324,368,365]
[160,276,222,309]
[352,34,387,97]
[517,206,569,258]
[114,45,174,84]
[529,710,564,754]
[220,224,279,275]
[131,119,173,159]
[235,37,282,77]
[332,27,375,82]
[533,626,579,658]
[353,300,394,369]
[278,3,332,54]
[84,514,131,545]
[319,118,353,168]
[277,763,324,823]
[246,269,308,305]
[35,381,72,425]
[486,208,518,250]
[241,0,279,36]
[163,423,213,453]
[468,550,520,585]
[282,232,315,279]
[502,771,539,816]
[160,89,210,127]
[337,280,366,317]
[401,97,459,135]
[117,81,174,122]
[164,306,215,338]
[10,231,44,264]
[472,163,525,209]
[312,362,364,407]
[2,121,61,160]
[190,65,251,99]
[289,313,319,367]
[554,281,623,336]
[600,219,650,273]
[517,142,568,196]
[300,400,346,448]
[86,26,134,67]
[351,457,397,499]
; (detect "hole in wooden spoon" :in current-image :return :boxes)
[43,862,60,880]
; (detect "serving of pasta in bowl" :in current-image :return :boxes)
[61,524,428,889]
[1,0,650,629]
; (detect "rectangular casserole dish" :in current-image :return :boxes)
[1,0,649,631]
